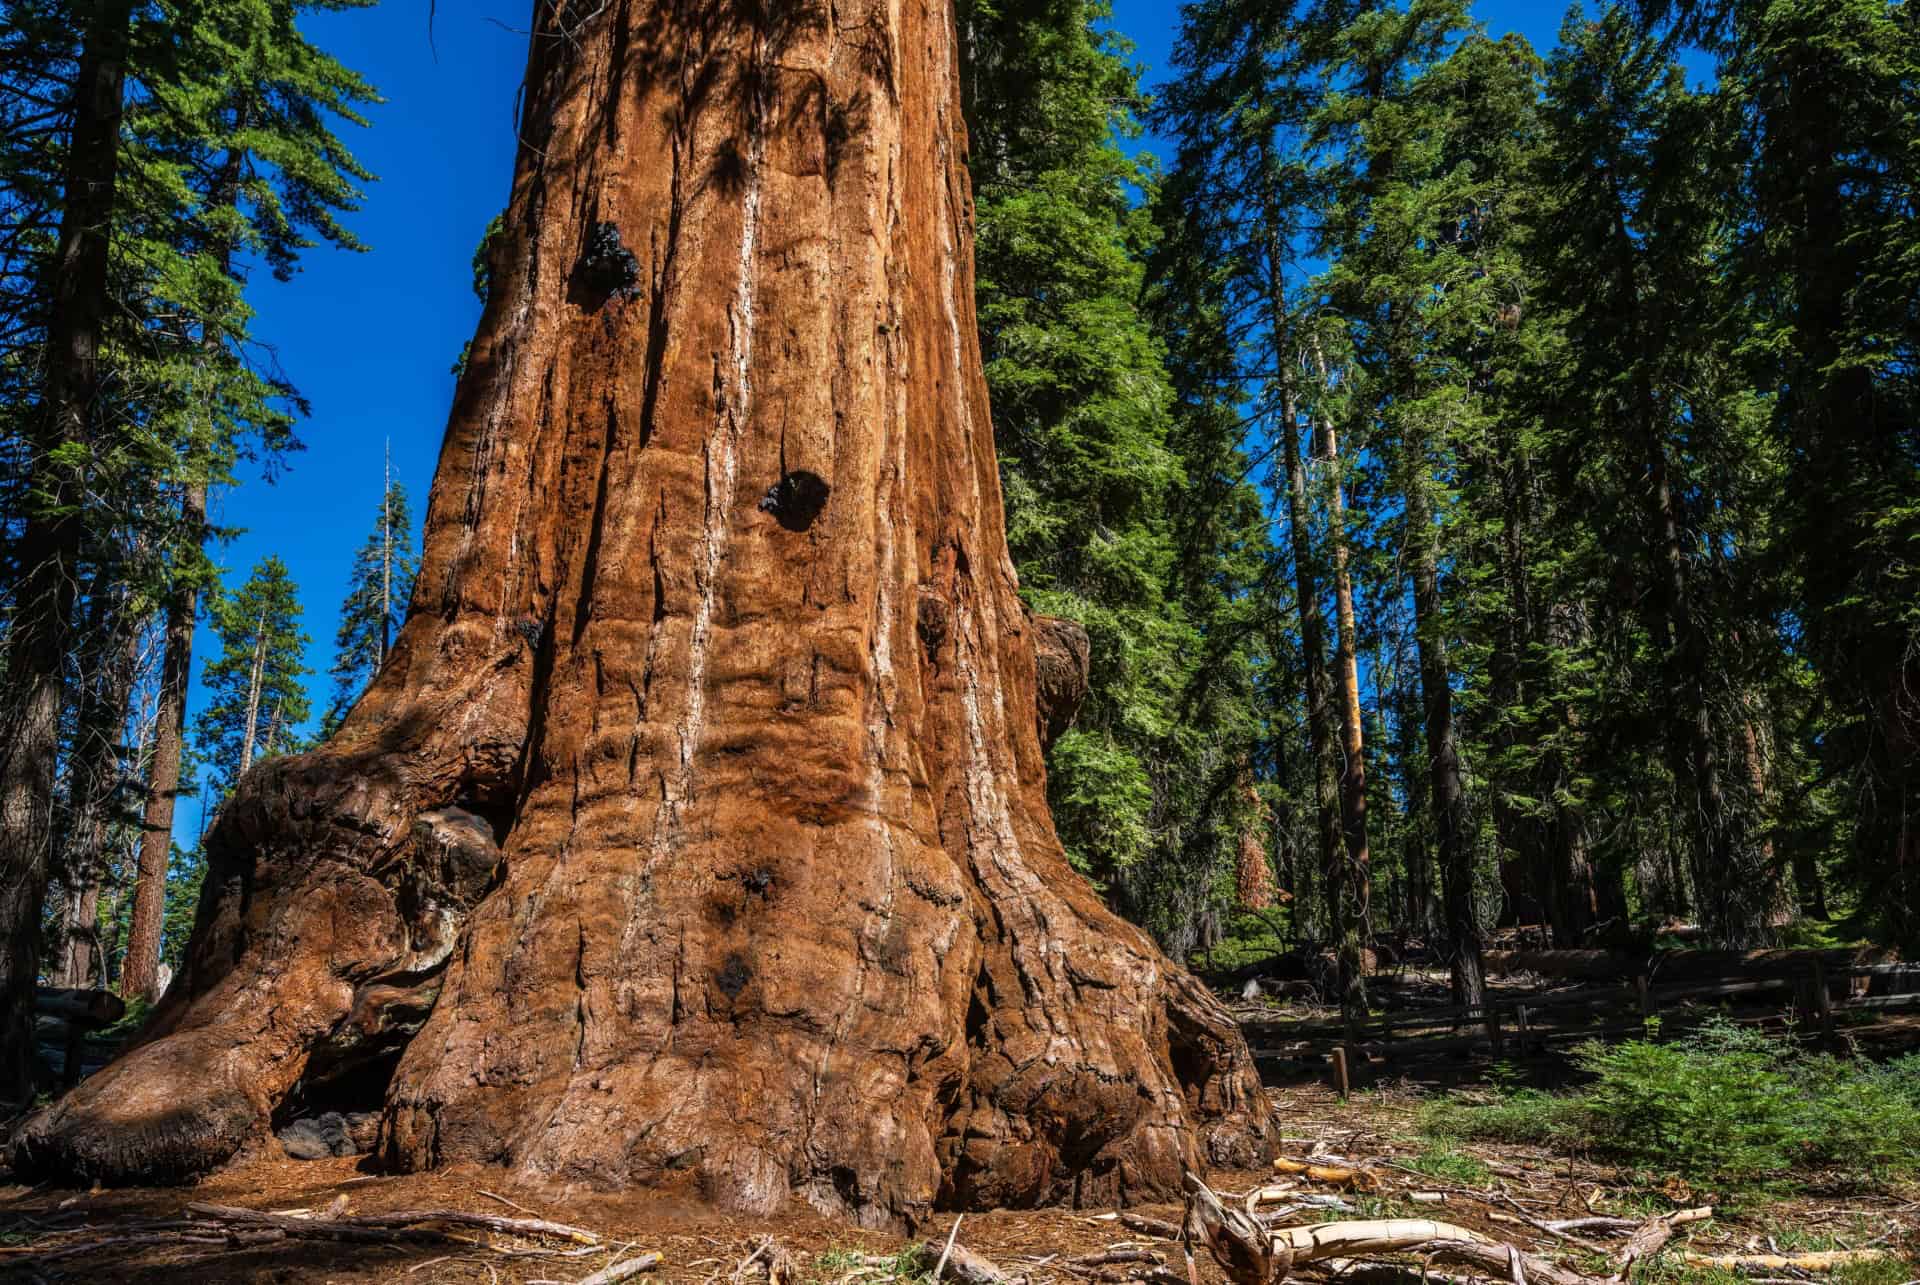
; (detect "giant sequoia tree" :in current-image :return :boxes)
[13,0,1269,1224]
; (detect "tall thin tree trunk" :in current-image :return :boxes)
[14,0,1273,1207]
[0,0,134,1106]
[1274,368,1341,968]
[1309,346,1370,1024]
[122,486,203,1002]
[1403,410,1481,1007]
[237,611,268,778]
[52,582,142,990]
[381,439,392,666]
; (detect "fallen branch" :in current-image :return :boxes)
[1272,1158,1382,1192]
[1068,1248,1164,1268]
[1184,1171,1291,1285]
[574,1252,662,1284]
[910,1238,1014,1285]
[1184,1171,1601,1285]
[1270,1218,1493,1261]
[1681,1249,1895,1272]
[1118,1212,1182,1241]
[1613,1207,1713,1277]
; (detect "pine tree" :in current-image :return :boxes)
[959,0,1267,954]
[114,0,375,1001]
[192,556,312,801]
[325,462,415,729]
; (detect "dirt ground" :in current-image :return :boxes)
[4,1084,1917,1284]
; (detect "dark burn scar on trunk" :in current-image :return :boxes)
[575,220,640,305]
[715,953,752,998]
[758,469,830,531]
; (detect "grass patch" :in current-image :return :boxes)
[810,1245,931,1284]
[1423,1019,1920,1190]
[1402,1146,1493,1187]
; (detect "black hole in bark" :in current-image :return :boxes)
[1164,1020,1210,1109]
[916,594,948,660]
[964,987,990,1046]
[454,797,515,849]
[758,470,830,532]
[716,953,752,998]
[515,615,546,653]
[743,867,773,898]
[275,1033,407,1164]
[574,220,639,305]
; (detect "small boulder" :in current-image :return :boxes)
[277,1112,364,1160]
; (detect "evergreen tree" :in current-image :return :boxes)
[325,465,415,729]
[193,555,311,802]
[959,0,1268,953]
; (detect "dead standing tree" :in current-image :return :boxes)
[12,0,1271,1228]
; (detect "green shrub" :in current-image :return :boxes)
[1573,1020,1802,1183]
[1424,1019,1920,1189]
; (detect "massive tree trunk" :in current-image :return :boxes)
[0,0,133,1109]
[12,0,1270,1223]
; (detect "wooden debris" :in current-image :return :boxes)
[1680,1249,1896,1272]
[575,1253,662,1284]
[1271,1158,1382,1192]
[1269,1218,1494,1260]
[1184,1171,1606,1285]
[1185,1171,1292,1285]
[911,1237,1015,1284]
[1119,1211,1183,1241]
[1614,1207,1713,1277]
[0,1199,619,1273]
[189,1201,603,1245]
[1067,1248,1165,1268]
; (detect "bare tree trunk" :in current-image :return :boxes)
[1402,418,1481,1007]
[1309,351,1370,1025]
[235,612,268,779]
[51,582,142,990]
[0,0,133,1107]
[1274,368,1342,983]
[381,439,392,665]
[12,0,1272,1216]
[122,487,202,1002]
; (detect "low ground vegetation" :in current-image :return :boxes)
[1421,1020,1920,1189]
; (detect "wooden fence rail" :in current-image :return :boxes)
[1244,959,1920,1068]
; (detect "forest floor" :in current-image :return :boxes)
[4,1082,1917,1285]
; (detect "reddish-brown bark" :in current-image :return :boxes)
[11,0,1269,1224]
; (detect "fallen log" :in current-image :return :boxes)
[187,1202,601,1245]
[1484,946,1895,983]
[33,987,125,1025]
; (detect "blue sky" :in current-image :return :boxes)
[189,0,1657,839]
